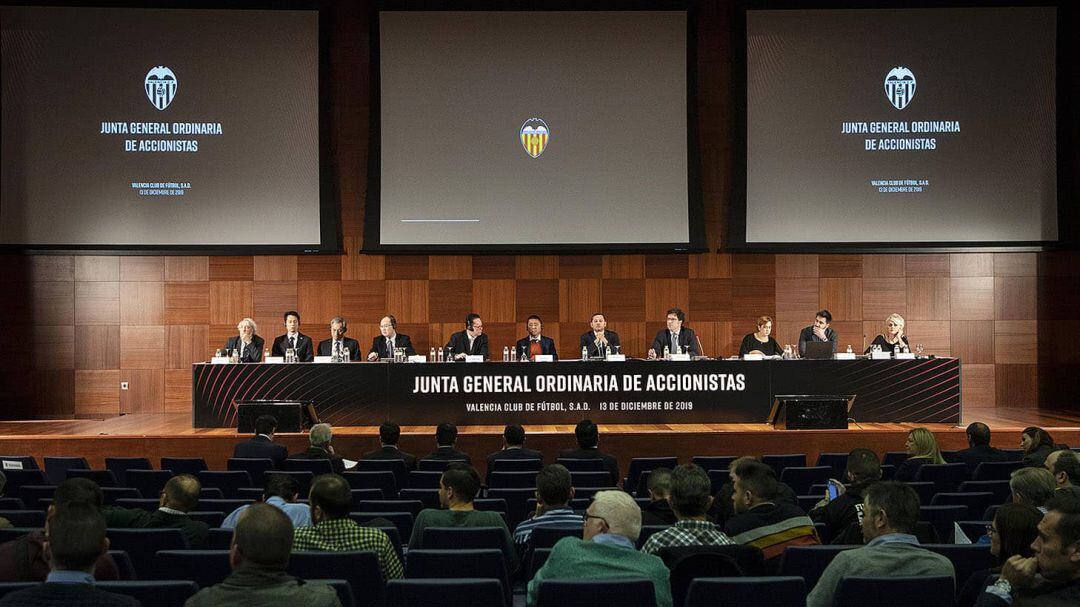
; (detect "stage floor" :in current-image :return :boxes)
[0,408,1076,476]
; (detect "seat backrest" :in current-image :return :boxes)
[43,457,89,485]
[625,457,679,496]
[354,458,409,479]
[915,463,969,492]
[422,526,507,551]
[929,492,996,519]
[904,481,938,505]
[106,550,137,581]
[833,575,954,607]
[761,454,807,477]
[418,459,465,472]
[199,498,254,514]
[882,452,910,468]
[778,544,856,588]
[486,488,536,528]
[398,488,440,509]
[314,579,356,607]
[160,458,207,475]
[636,525,672,549]
[778,466,832,495]
[196,470,253,498]
[473,498,509,514]
[667,552,744,607]
[188,511,225,527]
[284,458,334,475]
[405,548,510,605]
[126,469,174,498]
[355,499,424,516]
[814,453,849,479]
[0,510,44,528]
[919,505,969,540]
[684,576,807,607]
[226,458,275,487]
[153,549,232,588]
[101,487,142,504]
[658,544,766,577]
[490,458,543,473]
[106,528,189,579]
[105,457,153,486]
[959,480,1012,502]
[16,484,56,509]
[98,581,201,607]
[288,551,384,607]
[350,511,414,541]
[0,456,38,470]
[265,471,314,496]
[488,471,538,489]
[387,578,505,607]
[554,458,606,472]
[0,528,36,544]
[6,470,49,496]
[65,468,117,487]
[343,471,399,496]
[528,547,552,580]
[923,544,993,587]
[973,461,1024,481]
[407,470,443,489]
[0,498,24,510]
[568,471,612,488]
[691,456,736,472]
[536,578,657,607]
[530,525,584,548]
[206,527,235,549]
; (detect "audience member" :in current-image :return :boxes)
[221,473,311,529]
[1046,449,1080,495]
[291,474,402,580]
[409,463,518,572]
[486,424,543,483]
[527,490,672,607]
[424,423,472,464]
[0,503,136,607]
[103,474,209,547]
[641,468,677,526]
[957,503,1042,607]
[894,427,946,482]
[809,448,882,544]
[724,460,818,563]
[1021,427,1058,468]
[557,420,619,486]
[513,464,583,550]
[955,422,1010,474]
[642,464,734,555]
[233,414,289,468]
[290,423,347,474]
[1011,467,1057,512]
[360,421,417,471]
[806,481,954,607]
[185,503,340,607]
[0,478,119,581]
[0,472,9,529]
[711,456,798,527]
[975,493,1080,606]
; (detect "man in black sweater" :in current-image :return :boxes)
[809,448,881,544]
[557,419,619,486]
[955,422,1010,474]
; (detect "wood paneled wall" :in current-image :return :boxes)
[0,1,1075,419]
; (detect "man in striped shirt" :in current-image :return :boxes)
[642,464,735,554]
[513,464,584,549]
[724,460,819,563]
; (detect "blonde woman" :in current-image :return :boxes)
[894,427,946,482]
[865,313,910,354]
[738,316,784,357]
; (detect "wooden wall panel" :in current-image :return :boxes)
[905,254,950,277]
[385,280,428,324]
[341,247,385,280]
[601,279,645,321]
[429,256,473,280]
[34,370,74,418]
[863,278,907,321]
[774,278,818,321]
[74,370,119,416]
[904,321,951,356]
[164,283,209,324]
[819,278,861,321]
[645,279,689,321]
[30,256,73,281]
[996,364,1037,408]
[253,256,298,281]
[560,256,603,279]
[428,280,473,323]
[341,280,387,322]
[962,364,996,408]
[606,321,646,359]
[297,281,342,326]
[120,369,164,414]
[209,256,253,281]
[209,281,253,325]
[688,279,732,322]
[515,280,559,322]
[907,278,950,320]
[689,253,731,278]
[473,256,515,279]
[603,255,644,279]
[33,326,74,370]
[951,321,995,365]
[994,320,1037,364]
[951,253,993,277]
[74,326,120,370]
[120,257,164,282]
[386,256,429,280]
[298,256,342,281]
[863,254,905,277]
[253,281,298,330]
[119,282,164,325]
[473,279,515,322]
[950,277,994,320]
[75,257,119,282]
[164,369,193,413]
[516,256,559,279]
[75,282,119,325]
[994,253,1037,276]
[819,255,862,278]
[775,254,817,278]
[119,326,166,370]
[166,325,210,369]
[165,257,209,282]
[995,277,1037,320]
[559,279,601,324]
[31,281,74,325]
[645,255,689,278]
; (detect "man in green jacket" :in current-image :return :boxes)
[184,503,340,607]
[103,474,209,547]
[527,489,672,607]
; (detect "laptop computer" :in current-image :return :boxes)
[804,341,835,360]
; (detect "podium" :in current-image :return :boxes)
[235,400,319,433]
[768,395,854,430]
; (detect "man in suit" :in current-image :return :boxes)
[798,309,838,357]
[271,310,314,362]
[579,312,621,358]
[515,315,558,361]
[102,474,210,548]
[955,422,1009,474]
[558,419,619,486]
[486,424,543,483]
[445,313,488,360]
[316,316,361,361]
[290,423,347,474]
[367,315,415,361]
[223,317,265,363]
[0,503,138,607]
[424,422,472,464]
[361,421,417,471]
[648,307,701,358]
[233,414,289,468]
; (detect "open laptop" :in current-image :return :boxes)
[804,341,835,360]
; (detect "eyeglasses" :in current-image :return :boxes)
[584,513,608,527]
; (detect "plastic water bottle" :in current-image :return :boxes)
[510,348,517,363]
[663,345,670,360]
[605,344,611,359]
[429,347,435,362]
[847,345,853,354]
[581,346,588,361]
[502,346,509,362]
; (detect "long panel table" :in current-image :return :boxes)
[193,358,961,428]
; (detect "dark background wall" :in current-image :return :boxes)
[0,0,1075,419]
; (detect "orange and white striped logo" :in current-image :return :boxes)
[520,118,550,158]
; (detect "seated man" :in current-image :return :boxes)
[103,474,209,548]
[292,474,402,580]
[0,503,137,607]
[367,315,415,361]
[975,493,1080,606]
[445,313,488,361]
[271,310,314,362]
[424,422,472,464]
[647,308,701,358]
[486,424,543,483]
[527,490,672,607]
[316,316,361,361]
[291,423,347,474]
[513,464,583,550]
[409,463,518,573]
[361,421,417,471]
[1046,449,1080,494]
[223,317,265,363]
[955,422,1010,474]
[807,481,954,607]
[809,448,881,544]
[515,315,558,361]
[579,312,620,358]
[724,460,818,563]
[798,309,838,357]
[710,455,798,527]
[640,468,677,526]
[557,419,619,486]
[187,503,340,607]
[222,473,311,529]
[233,414,288,468]
[642,464,734,554]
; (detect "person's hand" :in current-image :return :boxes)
[813,326,826,340]
[647,348,657,360]
[454,352,466,360]
[749,349,765,356]
[327,444,335,455]
[827,479,847,496]
[1001,555,1038,588]
[367,351,378,361]
[597,335,608,345]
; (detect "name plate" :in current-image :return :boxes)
[669,353,691,361]
[408,355,428,363]
[834,352,857,360]
[742,353,763,361]
[264,356,284,364]
[210,356,230,364]
[465,355,485,363]
[314,356,334,364]
[895,352,916,360]
[605,354,626,362]
[1,461,24,470]
[870,351,892,360]
[534,354,554,362]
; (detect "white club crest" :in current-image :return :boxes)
[145,66,178,111]
[884,66,916,110]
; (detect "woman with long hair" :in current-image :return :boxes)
[957,503,1042,607]
[1020,426,1057,467]
[894,427,946,482]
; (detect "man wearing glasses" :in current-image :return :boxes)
[527,490,672,607]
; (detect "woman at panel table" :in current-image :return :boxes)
[738,316,784,357]
[864,313,910,354]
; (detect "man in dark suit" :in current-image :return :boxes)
[290,423,347,474]
[648,307,701,358]
[579,312,621,358]
[233,414,289,468]
[316,316,361,361]
[361,421,417,471]
[446,313,488,360]
[270,310,314,362]
[486,425,544,483]
[424,422,472,464]
[0,503,138,606]
[367,315,415,361]
[955,422,1010,473]
[102,474,210,548]
[558,419,619,486]
[223,317,265,363]
[515,315,558,361]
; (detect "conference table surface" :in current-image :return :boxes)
[192,357,961,428]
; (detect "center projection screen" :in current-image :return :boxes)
[371,11,696,251]
[742,6,1057,247]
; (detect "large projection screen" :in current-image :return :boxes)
[370,10,699,251]
[1,5,334,251]
[741,7,1057,248]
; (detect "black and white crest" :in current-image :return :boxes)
[884,66,916,110]
[145,66,178,111]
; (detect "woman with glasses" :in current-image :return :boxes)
[956,503,1042,607]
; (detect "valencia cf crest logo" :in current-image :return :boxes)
[520,118,549,158]
[145,66,178,111]
[884,67,916,110]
